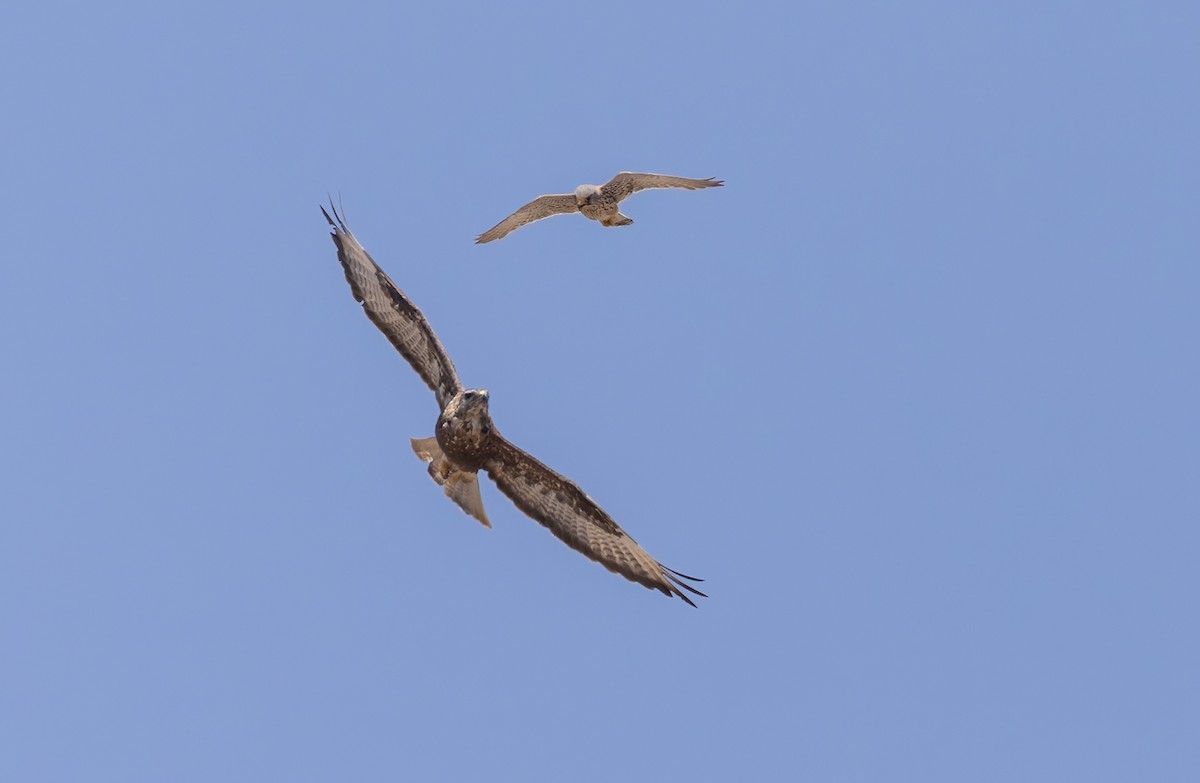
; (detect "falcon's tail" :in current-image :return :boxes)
[601,213,634,227]
[411,436,491,528]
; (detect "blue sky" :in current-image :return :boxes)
[2,1,1198,780]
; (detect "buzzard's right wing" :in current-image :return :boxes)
[483,434,705,605]
[323,204,463,410]
[475,194,579,244]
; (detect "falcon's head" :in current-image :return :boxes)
[574,184,601,206]
[436,389,495,469]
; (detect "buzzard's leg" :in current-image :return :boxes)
[411,436,447,482]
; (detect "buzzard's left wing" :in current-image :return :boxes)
[323,205,463,410]
[601,172,723,202]
[483,434,705,605]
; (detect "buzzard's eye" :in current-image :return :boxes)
[481,424,490,435]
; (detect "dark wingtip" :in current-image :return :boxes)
[321,198,351,235]
[660,564,707,606]
[663,566,704,583]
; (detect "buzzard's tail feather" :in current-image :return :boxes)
[411,436,491,528]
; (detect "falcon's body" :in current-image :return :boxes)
[476,171,723,243]
[574,184,630,226]
[323,205,705,605]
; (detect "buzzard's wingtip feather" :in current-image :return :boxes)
[660,565,707,605]
[321,198,351,234]
[663,566,704,583]
[670,576,708,598]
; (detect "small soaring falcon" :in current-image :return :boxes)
[323,204,705,605]
[475,171,724,244]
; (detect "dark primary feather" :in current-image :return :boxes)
[323,204,462,410]
[483,434,706,606]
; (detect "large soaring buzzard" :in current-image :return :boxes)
[475,171,723,244]
[324,205,705,605]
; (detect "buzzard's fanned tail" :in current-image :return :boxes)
[411,436,491,528]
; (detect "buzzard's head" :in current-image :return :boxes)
[455,388,490,415]
[436,389,495,468]
[442,388,491,421]
[574,184,601,206]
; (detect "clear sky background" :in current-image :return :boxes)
[2,2,1197,780]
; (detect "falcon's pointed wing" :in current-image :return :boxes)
[475,194,579,244]
[600,172,724,202]
[323,205,463,410]
[483,434,705,605]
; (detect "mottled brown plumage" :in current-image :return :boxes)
[324,204,705,605]
[475,171,723,243]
